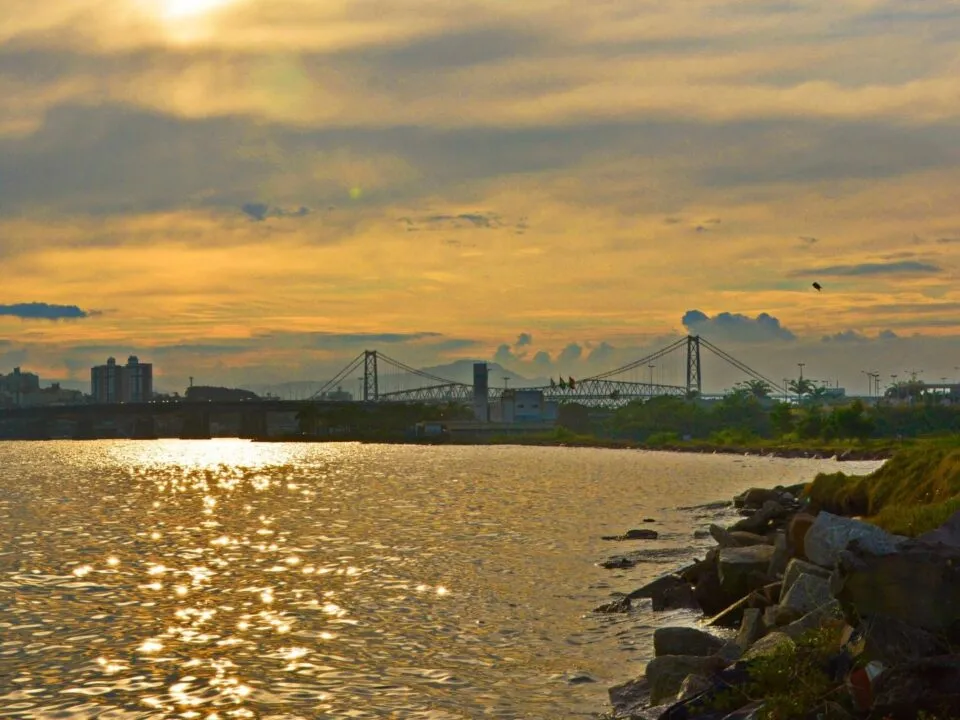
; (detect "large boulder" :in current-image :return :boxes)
[718,545,776,601]
[654,627,725,657]
[832,540,960,635]
[787,512,817,560]
[709,524,770,548]
[780,600,844,640]
[735,487,796,510]
[767,531,790,579]
[628,573,687,601]
[676,674,713,702]
[781,558,831,596]
[593,595,631,613]
[870,655,960,719]
[778,572,833,616]
[645,655,727,705]
[859,615,944,666]
[652,583,699,612]
[730,501,790,535]
[742,631,795,661]
[735,608,765,649]
[693,560,730,617]
[803,512,905,568]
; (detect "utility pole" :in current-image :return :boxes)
[797,362,805,380]
[503,377,510,390]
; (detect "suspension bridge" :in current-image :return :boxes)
[309,335,787,408]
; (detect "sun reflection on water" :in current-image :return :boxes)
[2,440,864,716]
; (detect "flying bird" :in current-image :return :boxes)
[812,282,822,292]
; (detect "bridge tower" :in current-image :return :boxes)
[363,350,379,402]
[686,335,702,395]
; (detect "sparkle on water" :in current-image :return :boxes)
[0,440,884,718]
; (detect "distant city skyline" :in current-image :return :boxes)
[2,1,959,395]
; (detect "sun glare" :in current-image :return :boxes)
[144,0,237,21]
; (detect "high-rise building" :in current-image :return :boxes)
[91,356,153,403]
[123,356,153,403]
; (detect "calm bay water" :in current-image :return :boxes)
[0,441,883,719]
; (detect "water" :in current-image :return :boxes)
[0,440,883,719]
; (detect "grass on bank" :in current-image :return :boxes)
[806,442,960,536]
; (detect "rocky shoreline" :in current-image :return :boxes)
[597,481,960,718]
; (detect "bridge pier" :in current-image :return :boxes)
[239,407,269,439]
[180,408,212,439]
[131,415,158,440]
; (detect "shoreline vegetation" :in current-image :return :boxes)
[272,390,960,462]
[600,443,960,719]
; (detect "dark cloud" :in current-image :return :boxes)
[821,330,868,343]
[0,302,92,320]
[587,341,616,364]
[304,332,443,345]
[799,236,819,245]
[557,343,583,363]
[879,329,900,340]
[419,212,503,230]
[682,309,796,342]
[793,260,942,277]
[532,350,552,368]
[241,203,311,222]
[936,237,960,244]
[516,333,533,347]
[493,343,515,365]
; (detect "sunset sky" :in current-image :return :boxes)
[2,0,959,394]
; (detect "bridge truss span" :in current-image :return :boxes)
[308,335,789,407]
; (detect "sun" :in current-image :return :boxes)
[145,0,238,21]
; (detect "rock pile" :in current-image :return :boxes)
[601,485,960,719]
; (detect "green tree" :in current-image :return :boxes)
[770,401,795,437]
[736,379,772,400]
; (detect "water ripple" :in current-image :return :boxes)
[0,440,882,717]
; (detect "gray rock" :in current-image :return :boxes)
[803,512,906,568]
[736,608,765,649]
[860,614,944,666]
[652,583,699,612]
[781,558,831,596]
[767,531,790,579]
[603,528,659,540]
[742,631,795,661]
[710,524,770,548]
[780,600,843,640]
[628,573,686,600]
[645,655,726,705]
[653,627,725,658]
[833,540,960,634]
[871,655,960,718]
[730,500,790,534]
[676,673,713,701]
[718,545,776,600]
[736,487,791,509]
[593,595,631,614]
[779,572,833,616]
[763,604,801,629]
